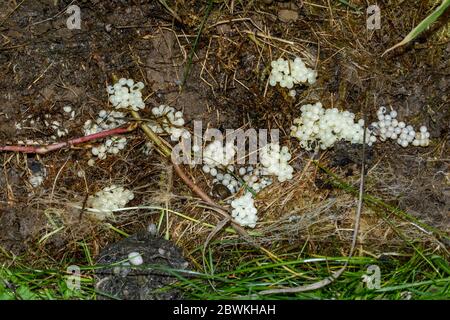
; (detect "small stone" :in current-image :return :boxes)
[278,9,298,23]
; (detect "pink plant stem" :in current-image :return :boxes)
[0,125,136,154]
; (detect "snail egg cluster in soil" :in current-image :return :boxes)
[201,142,294,228]
[83,110,127,160]
[231,192,258,228]
[15,109,75,142]
[371,107,430,147]
[204,143,294,228]
[202,142,293,196]
[290,102,374,150]
[87,185,134,220]
[290,103,430,150]
[86,81,189,163]
[107,78,145,111]
[148,105,190,141]
[202,140,237,169]
[269,57,317,98]
[82,75,431,228]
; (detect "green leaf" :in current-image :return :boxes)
[382,0,450,56]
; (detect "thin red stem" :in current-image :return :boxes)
[0,125,135,154]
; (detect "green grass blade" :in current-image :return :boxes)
[383,0,450,56]
[181,0,214,88]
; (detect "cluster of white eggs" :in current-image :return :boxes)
[269,57,317,97]
[200,142,295,227]
[291,103,432,150]
[205,163,274,195]
[209,165,240,194]
[290,102,374,150]
[63,105,75,118]
[107,78,145,111]
[370,107,430,147]
[49,120,69,138]
[413,127,430,147]
[241,167,274,194]
[202,140,236,168]
[148,105,190,141]
[87,185,135,220]
[84,110,128,160]
[260,143,294,182]
[15,112,73,141]
[201,141,293,197]
[230,192,258,228]
[91,137,127,159]
[83,110,126,135]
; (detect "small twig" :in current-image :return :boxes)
[50,157,70,202]
[208,18,265,33]
[243,30,295,46]
[130,111,172,157]
[0,124,137,154]
[0,0,26,27]
[204,217,231,250]
[27,62,54,90]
